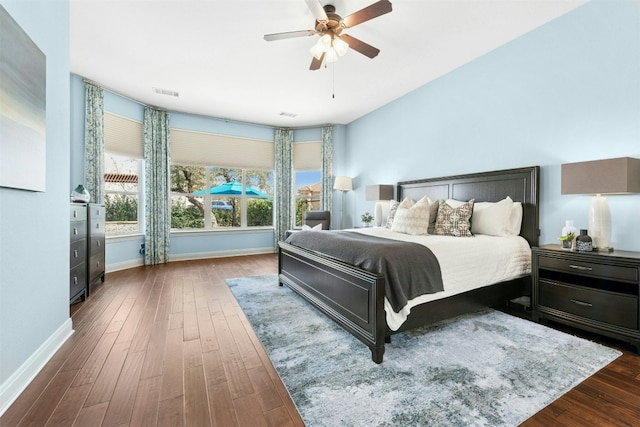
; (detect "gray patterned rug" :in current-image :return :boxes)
[227,275,621,427]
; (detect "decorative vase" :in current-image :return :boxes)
[71,185,90,203]
[576,229,593,252]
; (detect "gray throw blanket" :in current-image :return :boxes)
[286,231,444,312]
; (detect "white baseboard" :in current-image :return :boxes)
[106,258,144,273]
[0,319,74,417]
[169,247,275,262]
[106,248,275,273]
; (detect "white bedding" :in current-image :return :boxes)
[350,227,532,331]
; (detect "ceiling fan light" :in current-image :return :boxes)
[309,41,325,60]
[325,47,339,63]
[333,36,349,56]
[319,33,332,50]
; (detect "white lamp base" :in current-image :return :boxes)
[588,194,612,251]
[374,201,383,227]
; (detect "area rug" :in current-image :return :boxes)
[227,275,621,427]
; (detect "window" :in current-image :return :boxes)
[103,112,143,236]
[170,166,274,230]
[169,128,274,230]
[294,141,322,227]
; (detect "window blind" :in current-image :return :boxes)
[104,111,143,158]
[170,128,274,170]
[293,141,322,171]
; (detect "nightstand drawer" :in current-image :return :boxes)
[539,280,638,329]
[538,255,638,283]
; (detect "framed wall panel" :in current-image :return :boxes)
[0,5,46,192]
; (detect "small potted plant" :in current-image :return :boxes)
[361,212,374,227]
[559,232,576,250]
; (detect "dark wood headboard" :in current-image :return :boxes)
[397,166,540,247]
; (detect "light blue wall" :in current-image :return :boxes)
[0,0,70,390]
[343,0,640,251]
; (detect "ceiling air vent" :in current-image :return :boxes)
[152,87,179,97]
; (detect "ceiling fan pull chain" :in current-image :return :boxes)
[332,63,335,99]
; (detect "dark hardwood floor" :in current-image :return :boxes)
[2,254,639,426]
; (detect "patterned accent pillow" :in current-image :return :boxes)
[391,196,431,235]
[385,198,413,229]
[427,200,439,234]
[385,200,400,229]
[434,199,475,237]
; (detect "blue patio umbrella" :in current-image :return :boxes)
[192,181,271,198]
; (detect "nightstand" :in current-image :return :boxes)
[532,245,640,352]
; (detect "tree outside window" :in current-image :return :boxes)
[170,165,273,229]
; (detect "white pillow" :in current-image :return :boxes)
[471,197,514,236]
[386,198,413,229]
[507,202,523,235]
[391,196,431,235]
[302,223,323,231]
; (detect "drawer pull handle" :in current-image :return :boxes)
[569,264,593,271]
[570,299,593,307]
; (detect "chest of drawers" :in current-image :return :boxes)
[70,204,87,302]
[532,245,640,352]
[87,203,105,296]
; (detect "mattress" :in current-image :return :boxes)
[351,227,532,331]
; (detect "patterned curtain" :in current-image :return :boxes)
[143,107,171,265]
[84,81,104,203]
[321,125,334,217]
[274,128,294,249]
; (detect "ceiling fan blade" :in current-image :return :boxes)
[340,34,380,58]
[305,0,328,22]
[309,52,325,70]
[264,30,316,42]
[342,0,392,28]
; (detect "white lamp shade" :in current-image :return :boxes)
[309,42,325,60]
[333,36,349,56]
[319,34,331,49]
[333,176,352,191]
[310,34,332,60]
[325,47,338,63]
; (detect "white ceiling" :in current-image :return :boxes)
[70,0,586,128]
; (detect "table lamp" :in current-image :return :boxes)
[561,157,640,251]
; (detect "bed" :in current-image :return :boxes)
[278,166,540,363]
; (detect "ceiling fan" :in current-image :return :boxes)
[264,0,393,70]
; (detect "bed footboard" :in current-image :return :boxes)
[278,241,387,363]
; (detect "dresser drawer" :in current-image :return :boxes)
[89,235,105,256]
[89,204,105,219]
[538,255,638,283]
[89,253,104,282]
[70,239,86,268]
[70,204,87,221]
[70,221,87,241]
[539,280,638,329]
[70,263,87,298]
